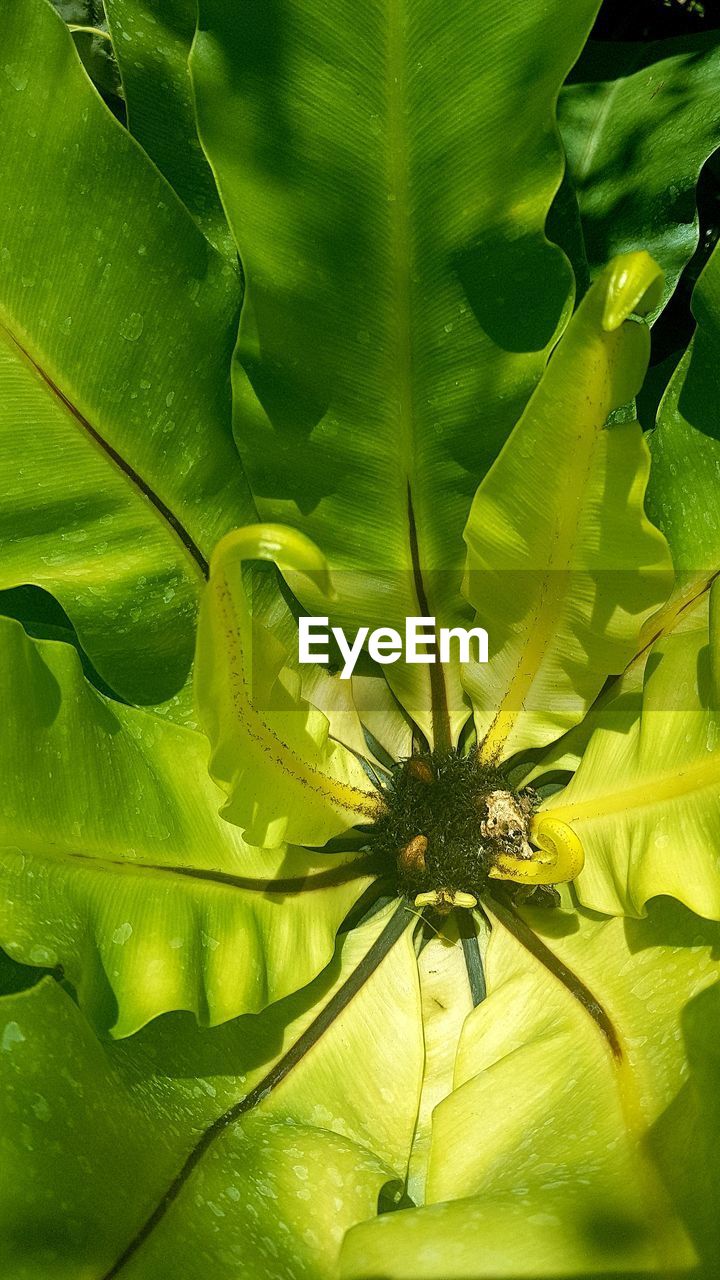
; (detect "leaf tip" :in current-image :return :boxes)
[601,251,664,332]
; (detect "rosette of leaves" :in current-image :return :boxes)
[3,1,720,1277]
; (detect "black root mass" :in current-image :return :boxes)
[369,750,552,906]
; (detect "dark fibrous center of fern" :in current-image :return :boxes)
[369,749,537,902]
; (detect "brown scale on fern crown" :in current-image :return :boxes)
[368,748,551,906]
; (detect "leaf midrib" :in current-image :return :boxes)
[549,752,720,824]
[387,2,452,747]
[1,842,379,894]
[387,0,414,485]
[0,311,209,579]
[98,906,412,1280]
[631,570,719,668]
[572,47,644,185]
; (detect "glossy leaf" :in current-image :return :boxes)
[5,891,720,1277]
[648,240,720,620]
[0,619,375,1036]
[542,589,720,919]
[559,34,720,314]
[0,0,247,705]
[195,526,382,849]
[341,898,720,1277]
[638,242,720,719]
[405,916,475,1205]
[651,981,720,1276]
[518,575,713,790]
[3,6,720,1276]
[104,0,234,257]
[520,665,644,788]
[190,0,601,743]
[0,907,423,1279]
[462,253,672,762]
[0,581,123,698]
